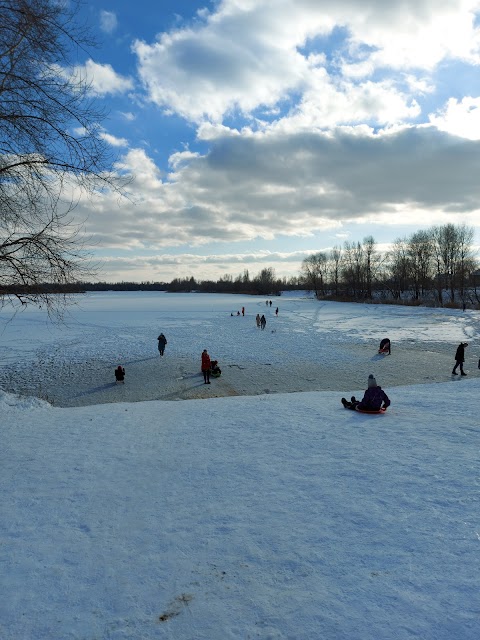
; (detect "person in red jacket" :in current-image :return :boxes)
[201,349,211,384]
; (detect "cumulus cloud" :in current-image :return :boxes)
[429,96,480,139]
[96,250,316,282]
[70,0,480,280]
[132,0,480,124]
[99,132,129,147]
[75,124,480,258]
[69,60,134,96]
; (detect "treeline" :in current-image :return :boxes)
[81,267,299,295]
[3,224,478,307]
[0,267,299,297]
[301,223,480,307]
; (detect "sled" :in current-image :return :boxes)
[378,348,389,355]
[210,371,221,378]
[356,406,387,414]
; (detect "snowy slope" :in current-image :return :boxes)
[1,293,479,640]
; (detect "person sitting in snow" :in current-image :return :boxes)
[341,374,390,411]
[115,365,125,384]
[378,338,391,354]
[210,360,222,377]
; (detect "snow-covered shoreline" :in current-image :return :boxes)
[0,292,477,407]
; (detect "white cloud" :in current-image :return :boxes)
[65,0,480,281]
[132,0,480,124]
[100,10,118,34]
[99,132,129,147]
[429,96,480,139]
[119,111,136,122]
[70,60,134,96]
[96,250,317,282]
[74,123,480,257]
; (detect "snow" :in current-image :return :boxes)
[1,292,479,640]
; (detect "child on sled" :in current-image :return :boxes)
[210,360,222,378]
[341,375,390,412]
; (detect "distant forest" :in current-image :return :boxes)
[2,224,479,308]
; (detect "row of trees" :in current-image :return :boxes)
[0,266,299,296]
[166,268,299,295]
[300,224,479,306]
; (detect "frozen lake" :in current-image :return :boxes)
[0,291,478,406]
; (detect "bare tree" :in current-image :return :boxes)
[386,237,410,300]
[363,235,379,299]
[329,246,342,296]
[300,252,328,297]
[431,224,476,304]
[342,241,366,298]
[407,230,434,300]
[454,224,476,304]
[253,267,277,295]
[0,0,120,313]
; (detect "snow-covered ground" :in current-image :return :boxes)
[1,292,479,640]
[0,291,476,406]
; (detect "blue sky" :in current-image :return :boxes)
[70,0,480,282]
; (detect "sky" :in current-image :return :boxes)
[1,292,479,638]
[69,0,480,282]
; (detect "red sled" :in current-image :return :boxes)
[355,406,387,414]
[378,348,389,354]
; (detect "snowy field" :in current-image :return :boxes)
[1,292,480,640]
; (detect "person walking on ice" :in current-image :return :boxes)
[260,314,266,330]
[157,333,167,356]
[201,349,211,384]
[452,342,468,376]
[256,313,261,328]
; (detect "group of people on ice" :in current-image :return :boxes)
[339,338,472,413]
[113,314,473,410]
[256,313,267,329]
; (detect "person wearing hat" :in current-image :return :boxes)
[452,342,468,376]
[157,333,167,356]
[341,374,390,411]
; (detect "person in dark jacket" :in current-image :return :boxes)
[378,338,391,354]
[115,365,125,384]
[452,342,468,376]
[201,349,211,384]
[157,333,167,356]
[260,315,266,330]
[341,374,390,411]
[210,360,222,377]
